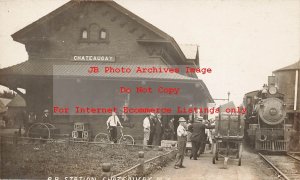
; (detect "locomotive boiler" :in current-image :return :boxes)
[244,76,292,152]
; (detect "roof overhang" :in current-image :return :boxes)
[0,60,214,103]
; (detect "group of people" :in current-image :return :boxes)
[0,109,50,131]
[141,112,215,169]
[106,112,165,145]
[143,112,164,146]
[106,111,174,145]
[18,109,51,135]
[174,116,214,169]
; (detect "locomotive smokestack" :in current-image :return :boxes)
[268,76,276,87]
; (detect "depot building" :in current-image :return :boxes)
[0,0,213,140]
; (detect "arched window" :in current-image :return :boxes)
[81,29,88,39]
[100,29,108,40]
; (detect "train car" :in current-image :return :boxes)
[243,76,292,152]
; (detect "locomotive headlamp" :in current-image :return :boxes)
[269,108,277,116]
[268,86,277,95]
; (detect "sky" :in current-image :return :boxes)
[0,0,299,106]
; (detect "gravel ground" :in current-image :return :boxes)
[1,142,165,179]
[151,145,280,180]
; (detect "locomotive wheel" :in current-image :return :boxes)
[94,133,110,143]
[118,135,135,145]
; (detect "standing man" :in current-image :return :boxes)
[174,117,187,169]
[143,113,154,145]
[196,116,214,156]
[20,110,28,136]
[41,109,51,123]
[199,119,214,154]
[28,112,37,124]
[148,113,156,145]
[168,117,176,140]
[27,112,36,130]
[189,117,205,160]
[2,111,9,127]
[153,113,163,146]
[106,112,123,143]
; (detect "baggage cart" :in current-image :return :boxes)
[212,103,244,167]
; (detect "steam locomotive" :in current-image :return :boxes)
[243,76,292,152]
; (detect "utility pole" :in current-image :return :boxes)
[213,91,230,102]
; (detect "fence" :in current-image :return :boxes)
[110,149,177,178]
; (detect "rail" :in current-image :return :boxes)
[258,153,290,180]
[111,149,177,178]
[287,153,300,162]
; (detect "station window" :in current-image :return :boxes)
[100,29,108,40]
[81,29,88,39]
[90,24,100,41]
[79,26,108,43]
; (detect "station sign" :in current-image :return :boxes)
[72,55,116,62]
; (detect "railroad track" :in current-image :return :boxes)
[258,153,300,180]
[287,153,300,162]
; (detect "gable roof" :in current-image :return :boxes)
[273,60,300,73]
[7,94,26,107]
[219,101,236,113]
[0,98,12,106]
[0,60,214,103]
[11,0,187,62]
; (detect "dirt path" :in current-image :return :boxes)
[151,148,278,180]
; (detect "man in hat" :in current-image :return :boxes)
[189,116,206,160]
[41,109,51,123]
[153,113,163,146]
[168,117,176,140]
[174,117,187,169]
[191,116,215,158]
[143,112,155,146]
[200,119,215,154]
